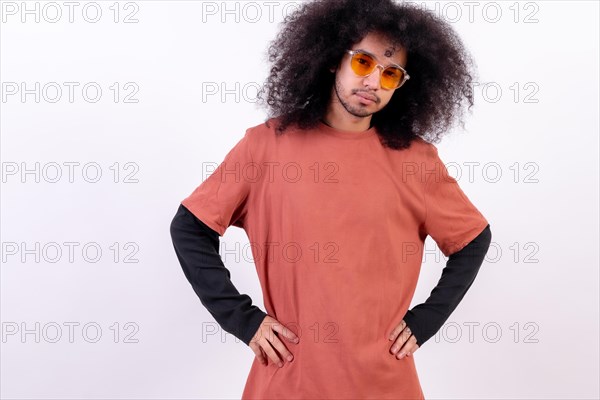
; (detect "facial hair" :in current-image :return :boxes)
[333,75,378,118]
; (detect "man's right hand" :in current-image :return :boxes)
[248,315,299,368]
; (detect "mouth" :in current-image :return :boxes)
[355,92,377,104]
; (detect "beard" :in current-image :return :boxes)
[333,77,379,118]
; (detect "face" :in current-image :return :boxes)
[329,32,408,119]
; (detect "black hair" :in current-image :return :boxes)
[256,0,479,149]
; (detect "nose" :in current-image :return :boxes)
[363,66,382,89]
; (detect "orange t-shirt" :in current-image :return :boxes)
[181,117,489,399]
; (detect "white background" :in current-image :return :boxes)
[1,1,598,399]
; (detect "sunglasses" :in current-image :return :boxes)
[346,49,410,90]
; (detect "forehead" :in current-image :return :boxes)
[350,32,408,67]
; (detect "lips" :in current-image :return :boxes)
[355,92,377,102]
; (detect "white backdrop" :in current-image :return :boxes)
[1,1,598,399]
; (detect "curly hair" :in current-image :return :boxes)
[256,0,479,150]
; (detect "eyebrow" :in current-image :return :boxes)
[354,48,405,69]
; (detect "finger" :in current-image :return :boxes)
[389,324,412,355]
[396,335,419,360]
[403,342,420,357]
[408,343,420,356]
[259,337,284,368]
[267,324,295,363]
[259,322,278,343]
[390,333,409,355]
[389,319,410,341]
[272,322,300,344]
[249,342,267,365]
[259,347,268,365]
[388,319,408,341]
[249,325,265,344]
[268,333,295,363]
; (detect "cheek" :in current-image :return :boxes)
[339,67,364,85]
[380,93,395,107]
[337,73,360,93]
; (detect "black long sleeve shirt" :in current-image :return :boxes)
[170,203,268,345]
[402,223,492,346]
[170,203,491,348]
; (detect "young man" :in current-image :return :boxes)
[170,0,492,398]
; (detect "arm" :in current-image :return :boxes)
[169,203,268,346]
[402,223,492,347]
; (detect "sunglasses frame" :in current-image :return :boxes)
[345,49,410,89]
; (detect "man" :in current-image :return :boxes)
[170,0,492,398]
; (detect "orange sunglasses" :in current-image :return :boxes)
[346,49,410,90]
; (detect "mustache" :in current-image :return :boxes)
[353,89,379,102]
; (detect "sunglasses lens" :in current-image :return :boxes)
[381,67,404,89]
[350,51,405,89]
[350,52,376,76]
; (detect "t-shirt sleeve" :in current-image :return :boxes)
[181,130,254,236]
[423,144,489,257]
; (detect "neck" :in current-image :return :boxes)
[321,95,372,132]
[321,111,373,132]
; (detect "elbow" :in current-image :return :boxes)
[169,204,187,243]
[476,224,492,256]
[482,224,492,248]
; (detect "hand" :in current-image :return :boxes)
[388,319,419,360]
[249,315,299,368]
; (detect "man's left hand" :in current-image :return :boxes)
[388,319,419,359]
